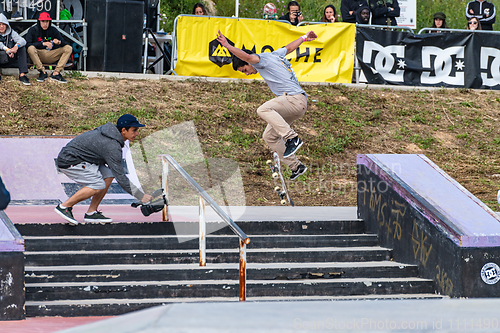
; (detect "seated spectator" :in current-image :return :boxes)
[25,12,73,83]
[431,12,448,31]
[369,0,400,26]
[279,1,303,26]
[192,3,208,15]
[467,17,482,30]
[0,13,30,85]
[356,6,370,24]
[321,5,337,23]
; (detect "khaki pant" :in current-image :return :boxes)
[27,45,73,73]
[258,93,307,170]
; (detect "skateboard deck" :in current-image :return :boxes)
[266,152,294,206]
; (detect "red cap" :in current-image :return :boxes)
[38,12,52,21]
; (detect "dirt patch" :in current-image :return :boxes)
[1,75,500,209]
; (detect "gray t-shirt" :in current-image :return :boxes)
[251,47,306,97]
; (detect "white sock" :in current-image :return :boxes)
[87,211,97,215]
[59,204,67,209]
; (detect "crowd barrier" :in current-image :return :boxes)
[168,15,355,83]
[160,17,500,89]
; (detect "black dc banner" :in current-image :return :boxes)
[356,27,500,89]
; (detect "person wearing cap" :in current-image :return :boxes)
[24,12,73,83]
[54,114,153,225]
[431,12,448,32]
[0,13,31,85]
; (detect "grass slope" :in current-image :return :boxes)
[1,75,500,209]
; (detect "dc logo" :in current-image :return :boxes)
[480,262,500,285]
[421,46,465,85]
[480,47,500,87]
[362,41,405,82]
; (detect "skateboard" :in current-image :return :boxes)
[266,152,294,206]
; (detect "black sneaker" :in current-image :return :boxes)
[37,71,48,82]
[54,205,78,225]
[50,73,67,83]
[11,11,23,20]
[290,164,307,180]
[84,211,113,223]
[19,75,30,86]
[283,136,303,158]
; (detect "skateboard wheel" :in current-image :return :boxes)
[274,186,280,192]
[272,172,279,179]
[266,160,273,166]
[280,199,287,205]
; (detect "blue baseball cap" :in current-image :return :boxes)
[116,114,145,127]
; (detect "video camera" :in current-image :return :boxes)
[131,188,168,217]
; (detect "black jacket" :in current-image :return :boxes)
[341,0,369,23]
[279,12,299,26]
[466,0,496,30]
[25,20,68,49]
[370,0,400,26]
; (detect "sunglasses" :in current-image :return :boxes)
[468,21,478,24]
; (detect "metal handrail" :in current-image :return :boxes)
[159,154,250,301]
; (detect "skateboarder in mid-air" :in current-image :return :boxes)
[216,30,317,180]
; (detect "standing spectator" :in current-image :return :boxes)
[321,5,338,23]
[279,1,303,26]
[341,0,368,23]
[0,13,30,85]
[25,12,73,83]
[369,0,400,26]
[356,6,371,24]
[431,12,449,31]
[192,3,208,15]
[466,0,495,30]
[0,176,10,210]
[467,17,482,30]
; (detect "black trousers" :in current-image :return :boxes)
[0,46,28,74]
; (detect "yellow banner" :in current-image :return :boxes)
[174,16,355,83]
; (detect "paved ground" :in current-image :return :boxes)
[6,205,358,224]
[46,298,500,333]
[0,316,113,333]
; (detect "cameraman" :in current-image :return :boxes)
[279,1,304,26]
[55,114,152,225]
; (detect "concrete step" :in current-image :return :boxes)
[23,234,379,251]
[16,219,365,237]
[24,293,445,317]
[24,261,420,283]
[25,277,436,302]
[24,247,393,266]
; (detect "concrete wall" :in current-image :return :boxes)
[357,154,500,297]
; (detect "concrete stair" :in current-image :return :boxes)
[17,217,441,317]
